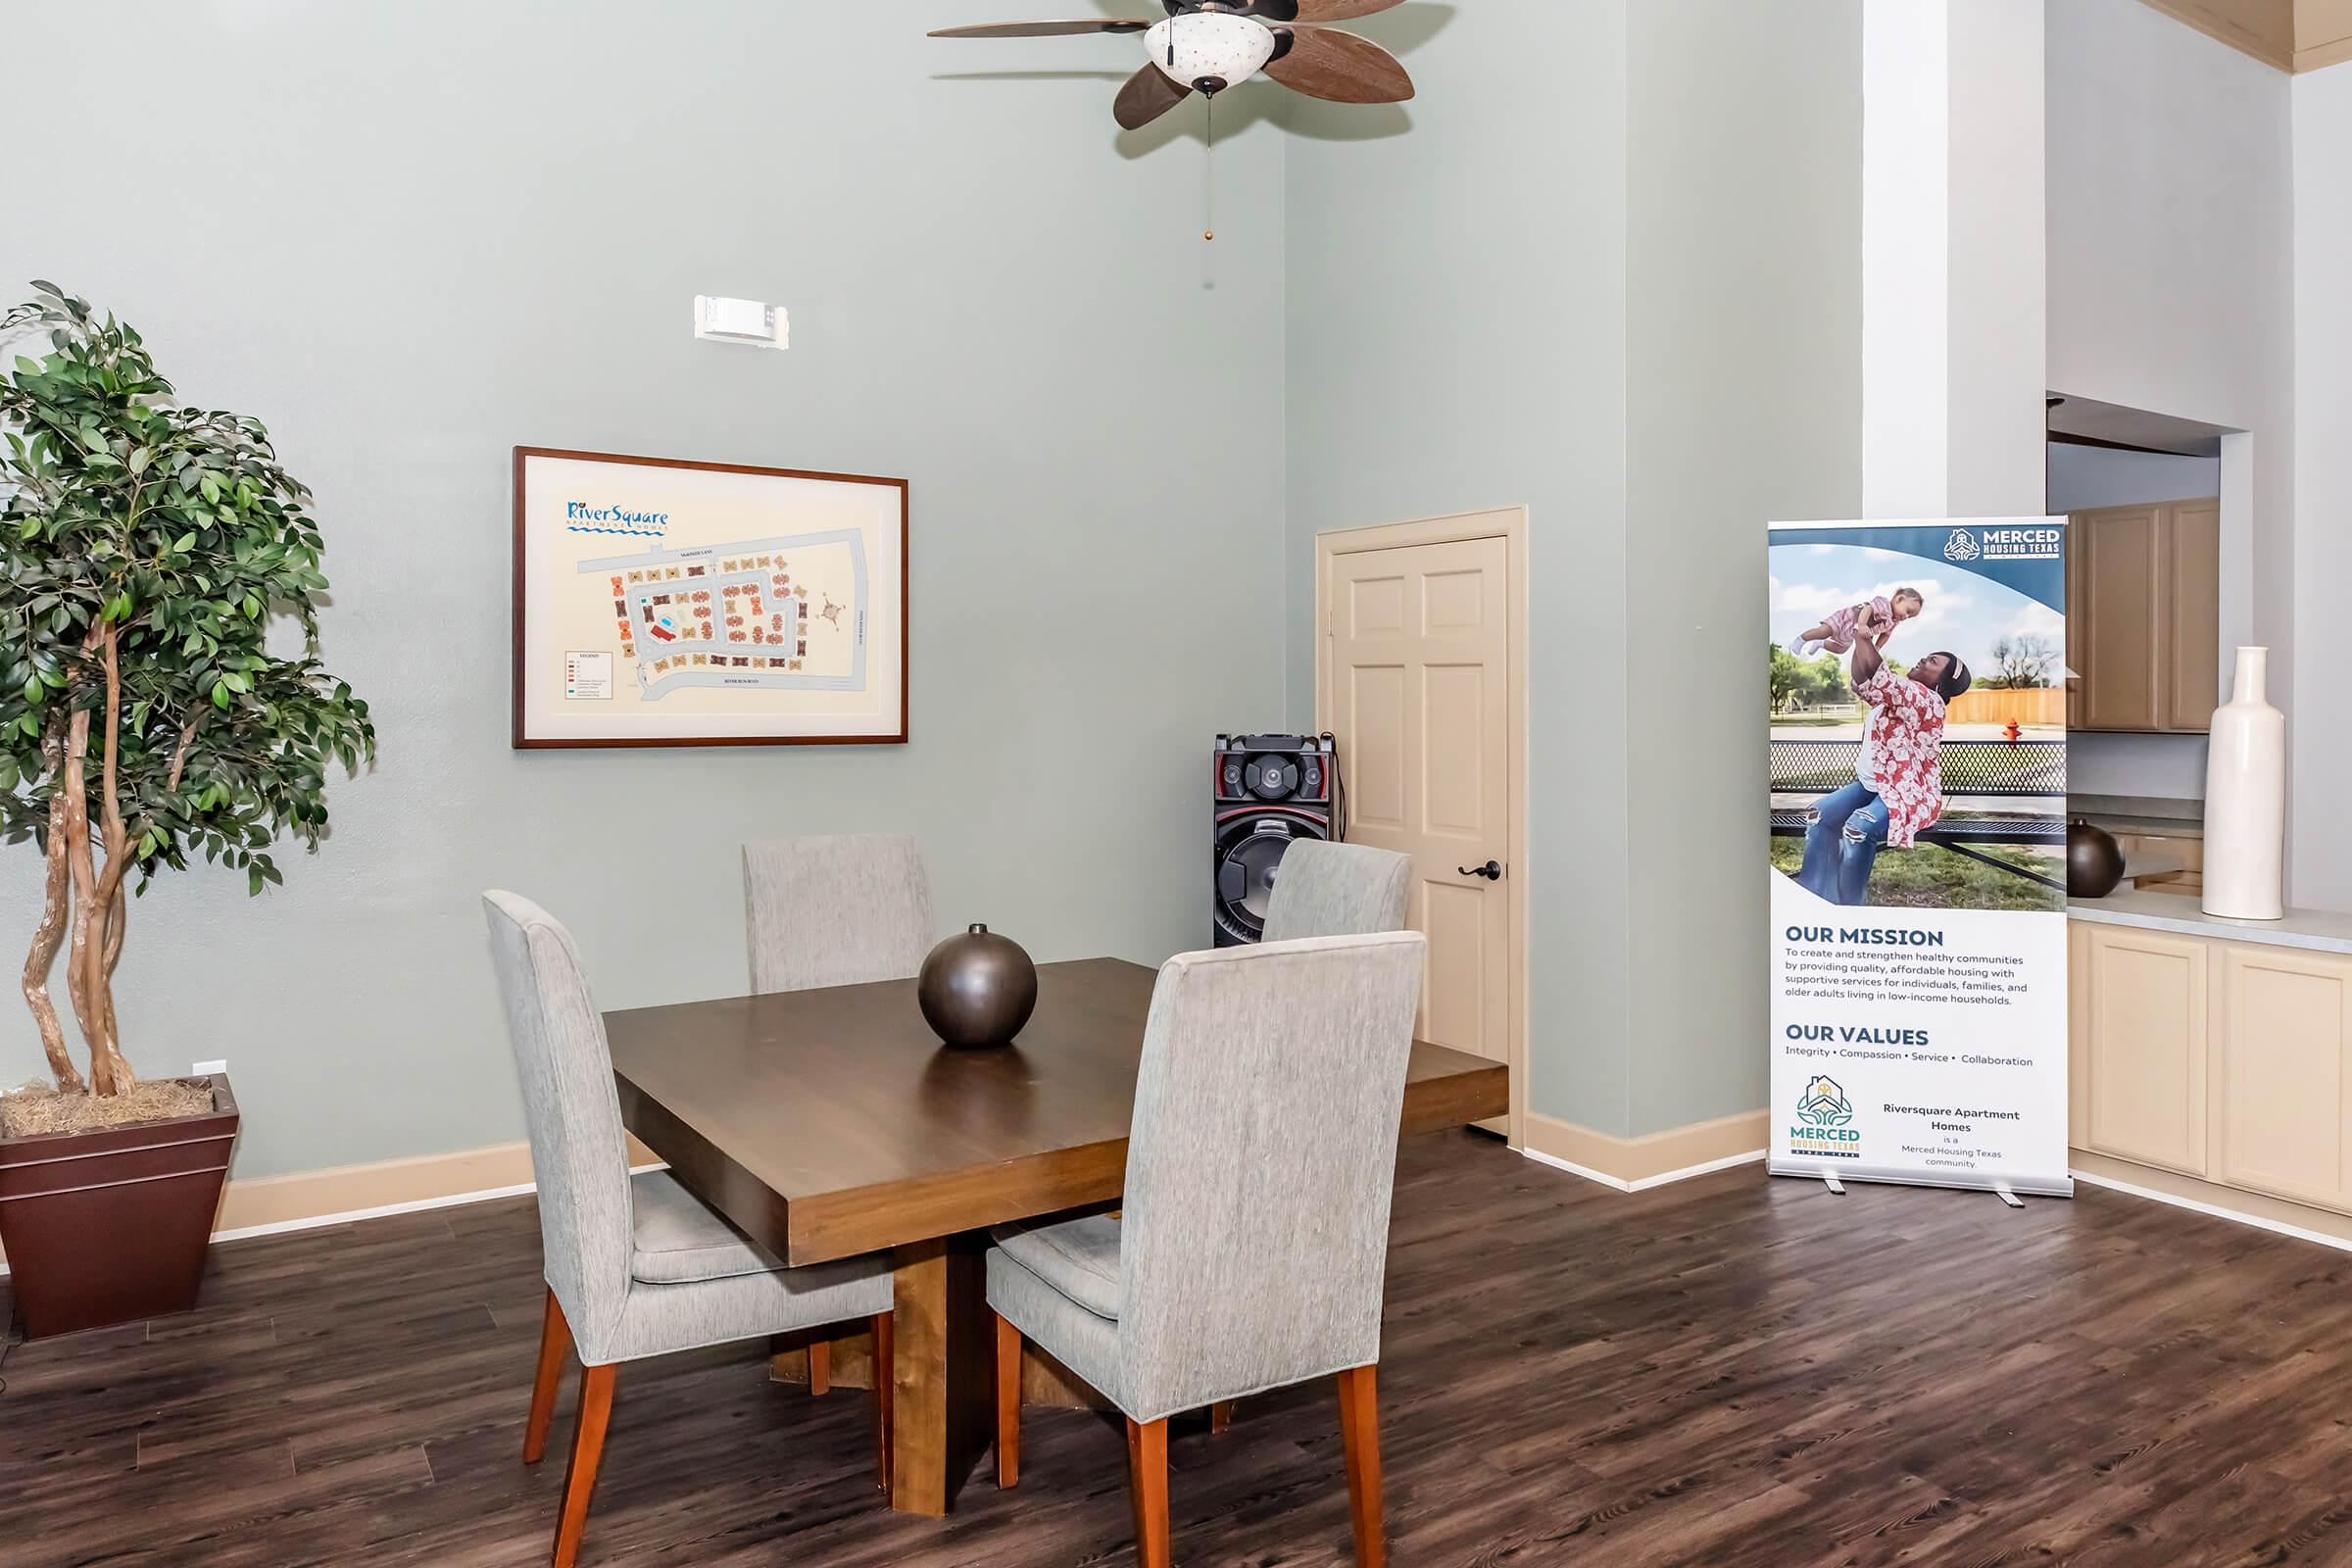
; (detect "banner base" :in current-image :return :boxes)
[1823,1173,1845,1195]
[1769,1159,2074,1200]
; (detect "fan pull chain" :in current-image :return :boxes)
[1203,92,1216,242]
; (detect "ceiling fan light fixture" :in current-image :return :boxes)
[1144,13,1278,93]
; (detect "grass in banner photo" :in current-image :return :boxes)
[1767,534,2066,914]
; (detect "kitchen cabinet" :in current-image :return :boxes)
[2071,910,2352,1226]
[2217,944,2352,1211]
[2078,921,2209,1175]
[2065,500,2220,733]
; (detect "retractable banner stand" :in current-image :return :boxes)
[1767,519,2072,1201]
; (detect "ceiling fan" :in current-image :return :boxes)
[929,0,1416,130]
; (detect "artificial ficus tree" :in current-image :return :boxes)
[0,283,374,1099]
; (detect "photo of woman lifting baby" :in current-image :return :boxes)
[1768,531,2068,912]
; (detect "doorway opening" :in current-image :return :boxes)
[2046,392,2241,901]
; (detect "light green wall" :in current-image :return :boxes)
[5,0,1870,1174]
[0,3,1290,1179]
[1622,1,1864,1137]
[1286,0,1864,1138]
[1282,0,1636,1132]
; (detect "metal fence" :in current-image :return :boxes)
[1769,738,2066,796]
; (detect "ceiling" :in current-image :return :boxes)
[2138,0,2352,72]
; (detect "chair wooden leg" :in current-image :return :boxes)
[993,1311,1022,1489]
[522,1288,572,1465]
[871,1312,896,1497]
[552,1362,617,1568]
[808,1336,832,1396]
[1209,1400,1233,1436]
[1126,1417,1170,1568]
[1336,1365,1385,1568]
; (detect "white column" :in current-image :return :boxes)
[1946,0,2047,517]
[1862,0,1949,517]
[1862,0,2047,520]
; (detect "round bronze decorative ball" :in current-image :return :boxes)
[917,924,1038,1050]
[2066,818,2126,900]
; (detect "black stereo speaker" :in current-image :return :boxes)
[1210,732,1338,947]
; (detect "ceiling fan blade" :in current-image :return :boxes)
[928,19,1152,37]
[1264,27,1413,103]
[1287,0,1407,21]
[1114,62,1192,128]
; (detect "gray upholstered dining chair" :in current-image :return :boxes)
[987,930,1426,1568]
[743,833,936,995]
[482,891,897,1568]
[1259,841,1412,943]
[738,834,933,1396]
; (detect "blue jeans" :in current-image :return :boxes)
[1796,778,1889,906]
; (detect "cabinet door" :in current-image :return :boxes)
[2218,944,2352,1213]
[2076,506,2164,731]
[2082,924,2209,1174]
[2162,500,2221,732]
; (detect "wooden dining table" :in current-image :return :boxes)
[605,955,1508,1516]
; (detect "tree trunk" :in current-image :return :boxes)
[21,725,85,1094]
[80,629,136,1098]
[60,704,102,1079]
[98,879,128,1060]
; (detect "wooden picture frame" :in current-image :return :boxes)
[511,447,907,749]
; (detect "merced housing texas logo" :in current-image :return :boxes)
[1789,1074,1862,1159]
[1941,527,1982,563]
[1798,1075,1853,1126]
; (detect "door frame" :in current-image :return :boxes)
[1313,507,1530,1151]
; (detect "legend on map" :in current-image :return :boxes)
[564,651,613,701]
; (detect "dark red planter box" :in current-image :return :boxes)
[0,1074,239,1339]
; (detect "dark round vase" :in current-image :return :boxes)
[2066,819,2126,900]
[917,924,1038,1050]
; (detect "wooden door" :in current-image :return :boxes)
[2077,505,2164,731]
[2163,499,2222,732]
[2218,943,2352,1214]
[2082,923,2209,1176]
[1326,536,1511,1073]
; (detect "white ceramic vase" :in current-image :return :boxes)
[2202,646,2285,920]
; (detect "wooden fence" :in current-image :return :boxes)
[1944,685,2065,726]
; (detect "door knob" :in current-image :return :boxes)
[1459,859,1502,881]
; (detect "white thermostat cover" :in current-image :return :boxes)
[694,295,788,349]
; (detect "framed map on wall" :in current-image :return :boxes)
[511,448,907,749]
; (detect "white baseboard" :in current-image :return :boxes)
[1523,1143,1767,1193]
[207,1167,665,1247]
[2070,1166,2352,1256]
[0,1138,662,1278]
[1519,1107,1771,1191]
[1525,1141,2352,1257]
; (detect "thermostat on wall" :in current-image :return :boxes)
[694,295,788,350]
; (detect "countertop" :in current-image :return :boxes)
[2069,889,2352,956]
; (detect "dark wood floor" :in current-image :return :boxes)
[5,1132,2351,1566]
